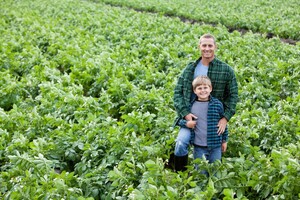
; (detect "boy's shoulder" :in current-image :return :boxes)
[210,96,223,105]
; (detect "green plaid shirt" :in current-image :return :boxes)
[174,57,238,123]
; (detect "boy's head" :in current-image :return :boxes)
[192,76,212,100]
[192,75,212,90]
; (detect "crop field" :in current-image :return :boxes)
[97,0,300,41]
[0,0,299,199]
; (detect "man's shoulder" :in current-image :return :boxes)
[213,57,230,66]
[187,60,198,67]
[187,57,201,67]
[181,60,198,74]
[212,58,235,73]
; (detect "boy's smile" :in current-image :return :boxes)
[194,84,212,101]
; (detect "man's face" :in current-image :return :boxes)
[198,38,216,60]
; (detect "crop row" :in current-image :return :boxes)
[0,0,299,199]
[97,0,300,41]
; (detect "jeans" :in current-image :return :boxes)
[194,145,222,176]
[193,145,221,163]
[175,128,222,162]
[174,127,193,156]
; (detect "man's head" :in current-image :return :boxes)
[198,34,217,60]
[192,75,212,101]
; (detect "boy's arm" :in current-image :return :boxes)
[218,101,227,135]
[222,142,227,153]
[178,119,197,129]
[222,127,228,142]
[221,102,229,142]
[177,119,188,128]
[222,127,228,153]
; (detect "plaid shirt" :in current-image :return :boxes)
[177,96,228,147]
[174,57,238,122]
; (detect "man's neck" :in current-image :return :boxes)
[201,56,214,66]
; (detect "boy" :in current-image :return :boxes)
[174,75,228,171]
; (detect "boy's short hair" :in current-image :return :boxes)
[192,75,212,90]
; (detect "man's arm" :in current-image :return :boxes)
[173,73,190,118]
[173,65,194,118]
[223,70,238,121]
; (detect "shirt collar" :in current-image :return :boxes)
[195,57,217,66]
[192,95,213,103]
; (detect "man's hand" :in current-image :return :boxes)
[184,113,197,121]
[217,117,227,135]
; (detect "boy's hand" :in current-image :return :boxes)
[217,117,227,135]
[222,142,227,153]
[186,120,197,129]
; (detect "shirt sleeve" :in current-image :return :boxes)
[222,127,229,142]
[219,100,229,142]
[173,68,191,118]
[178,119,189,128]
[223,69,238,121]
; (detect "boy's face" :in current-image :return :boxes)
[194,84,212,101]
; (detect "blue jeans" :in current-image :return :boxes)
[175,127,221,162]
[194,145,222,176]
[193,145,221,163]
[175,128,194,156]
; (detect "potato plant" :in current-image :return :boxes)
[0,0,299,199]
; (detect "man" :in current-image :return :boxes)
[173,33,238,172]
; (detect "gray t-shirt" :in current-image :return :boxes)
[194,61,208,79]
[192,62,209,100]
[191,100,209,146]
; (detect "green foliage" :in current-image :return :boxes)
[0,0,299,199]
[97,0,300,40]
